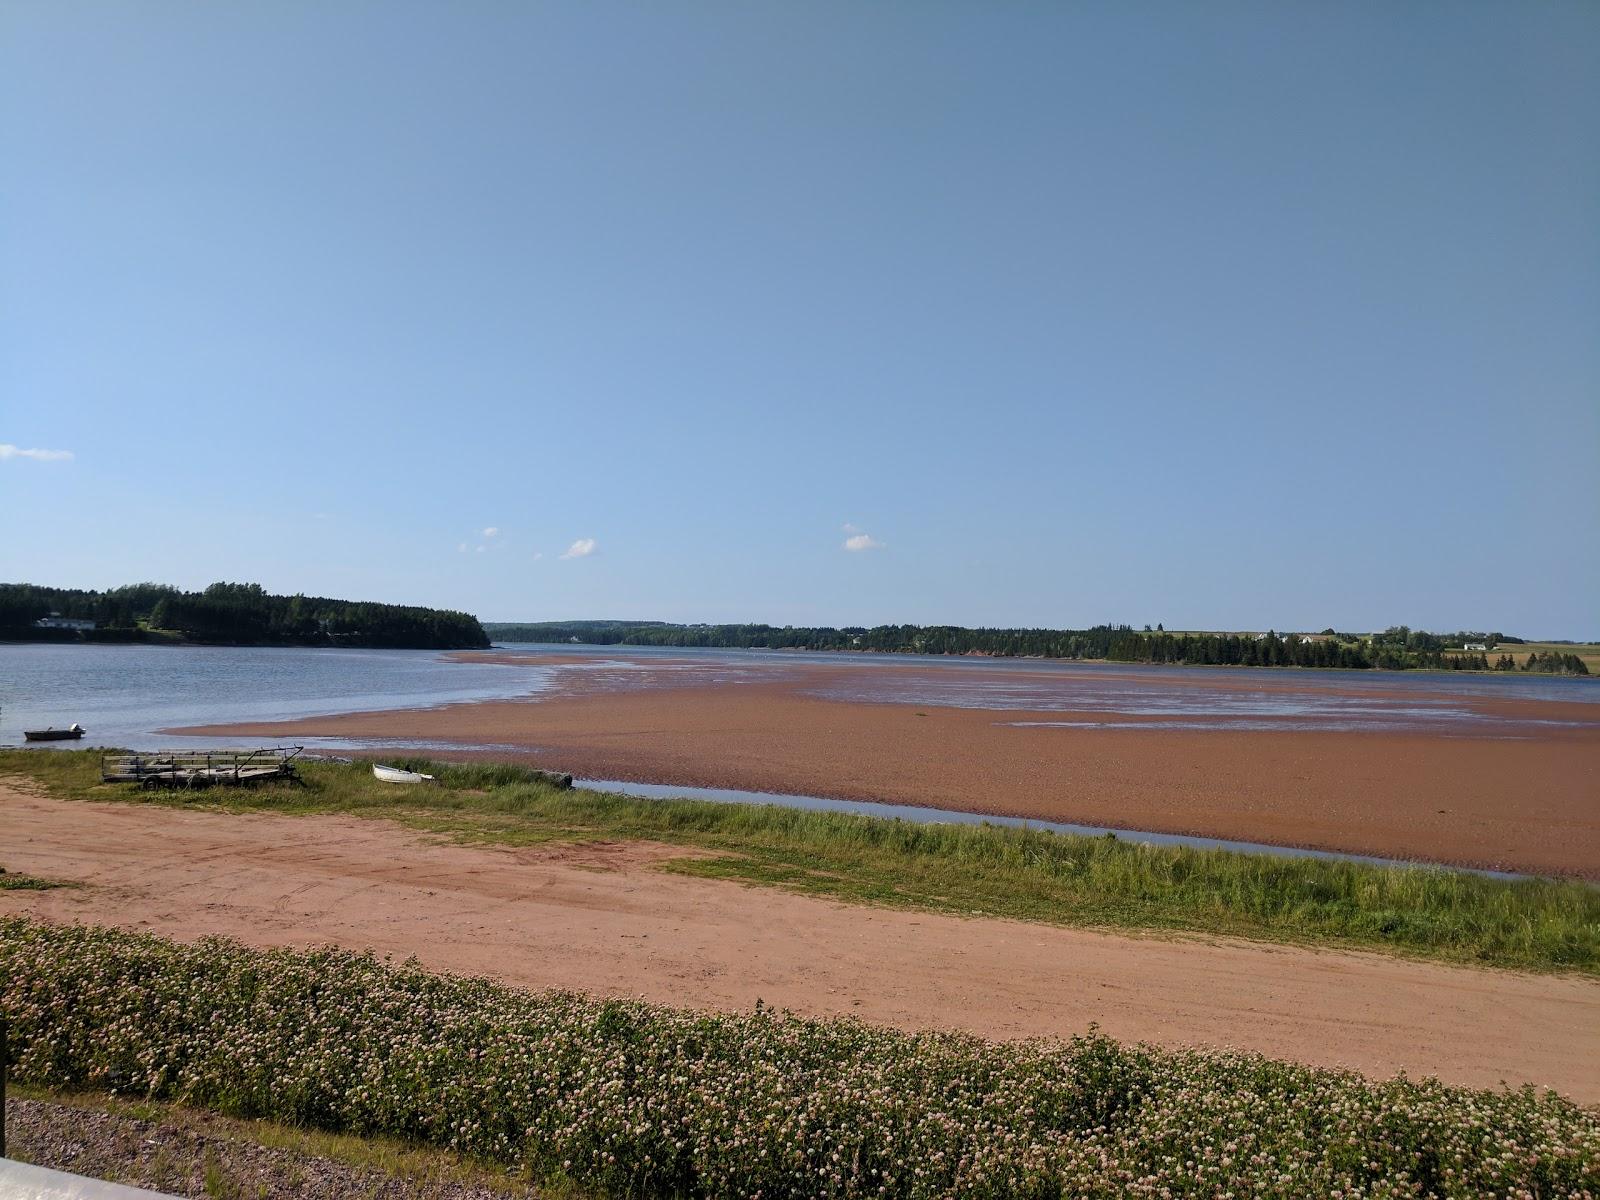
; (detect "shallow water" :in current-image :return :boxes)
[503,643,1599,734]
[2,640,1594,748]
[0,643,558,748]
[797,662,1598,733]
[573,777,1528,880]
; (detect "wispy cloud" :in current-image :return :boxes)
[560,537,597,559]
[459,527,504,554]
[0,443,74,463]
[843,532,884,552]
[842,522,862,535]
[532,552,544,561]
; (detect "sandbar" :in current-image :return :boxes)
[178,657,1600,878]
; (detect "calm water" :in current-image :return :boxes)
[0,643,559,748]
[1,639,1594,750]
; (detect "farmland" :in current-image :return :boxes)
[1485,641,1600,674]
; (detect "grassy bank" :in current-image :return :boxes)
[3,749,1597,973]
[5,918,1596,1198]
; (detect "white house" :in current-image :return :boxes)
[35,614,96,631]
[1464,642,1488,651]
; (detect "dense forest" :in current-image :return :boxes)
[1,582,489,649]
[484,620,1586,675]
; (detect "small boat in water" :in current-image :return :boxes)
[24,723,85,742]
[372,763,435,784]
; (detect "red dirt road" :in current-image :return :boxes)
[4,784,1597,1102]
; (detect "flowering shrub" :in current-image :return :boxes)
[3,917,1594,1198]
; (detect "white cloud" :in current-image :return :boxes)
[0,444,73,462]
[475,544,487,554]
[842,522,862,534]
[532,552,544,561]
[843,532,884,552]
[482,526,499,538]
[457,543,469,553]
[560,537,597,559]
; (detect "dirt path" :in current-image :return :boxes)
[4,784,1597,1102]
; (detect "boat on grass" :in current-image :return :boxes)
[24,723,85,742]
[373,763,435,784]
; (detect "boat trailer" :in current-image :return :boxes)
[100,746,304,789]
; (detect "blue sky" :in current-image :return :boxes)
[3,2,1596,635]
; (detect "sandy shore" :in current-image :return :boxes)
[5,785,1596,1100]
[179,659,1600,878]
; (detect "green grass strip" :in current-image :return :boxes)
[3,749,1597,974]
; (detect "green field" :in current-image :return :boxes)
[3,749,1596,975]
[1491,641,1600,673]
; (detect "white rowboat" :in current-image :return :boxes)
[372,763,435,784]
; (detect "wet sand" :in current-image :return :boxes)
[5,785,1597,1101]
[181,660,1600,878]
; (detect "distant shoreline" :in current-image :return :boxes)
[483,637,1597,679]
[0,631,489,651]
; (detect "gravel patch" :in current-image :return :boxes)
[4,1098,539,1199]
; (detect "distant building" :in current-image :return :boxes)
[1464,642,1488,651]
[35,613,95,631]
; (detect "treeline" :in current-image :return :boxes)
[1109,633,1378,669]
[0,581,489,649]
[1105,635,1544,673]
[1510,651,1592,675]
[484,620,1138,659]
[484,620,1588,675]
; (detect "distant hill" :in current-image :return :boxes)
[482,620,1582,674]
[2,581,489,650]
